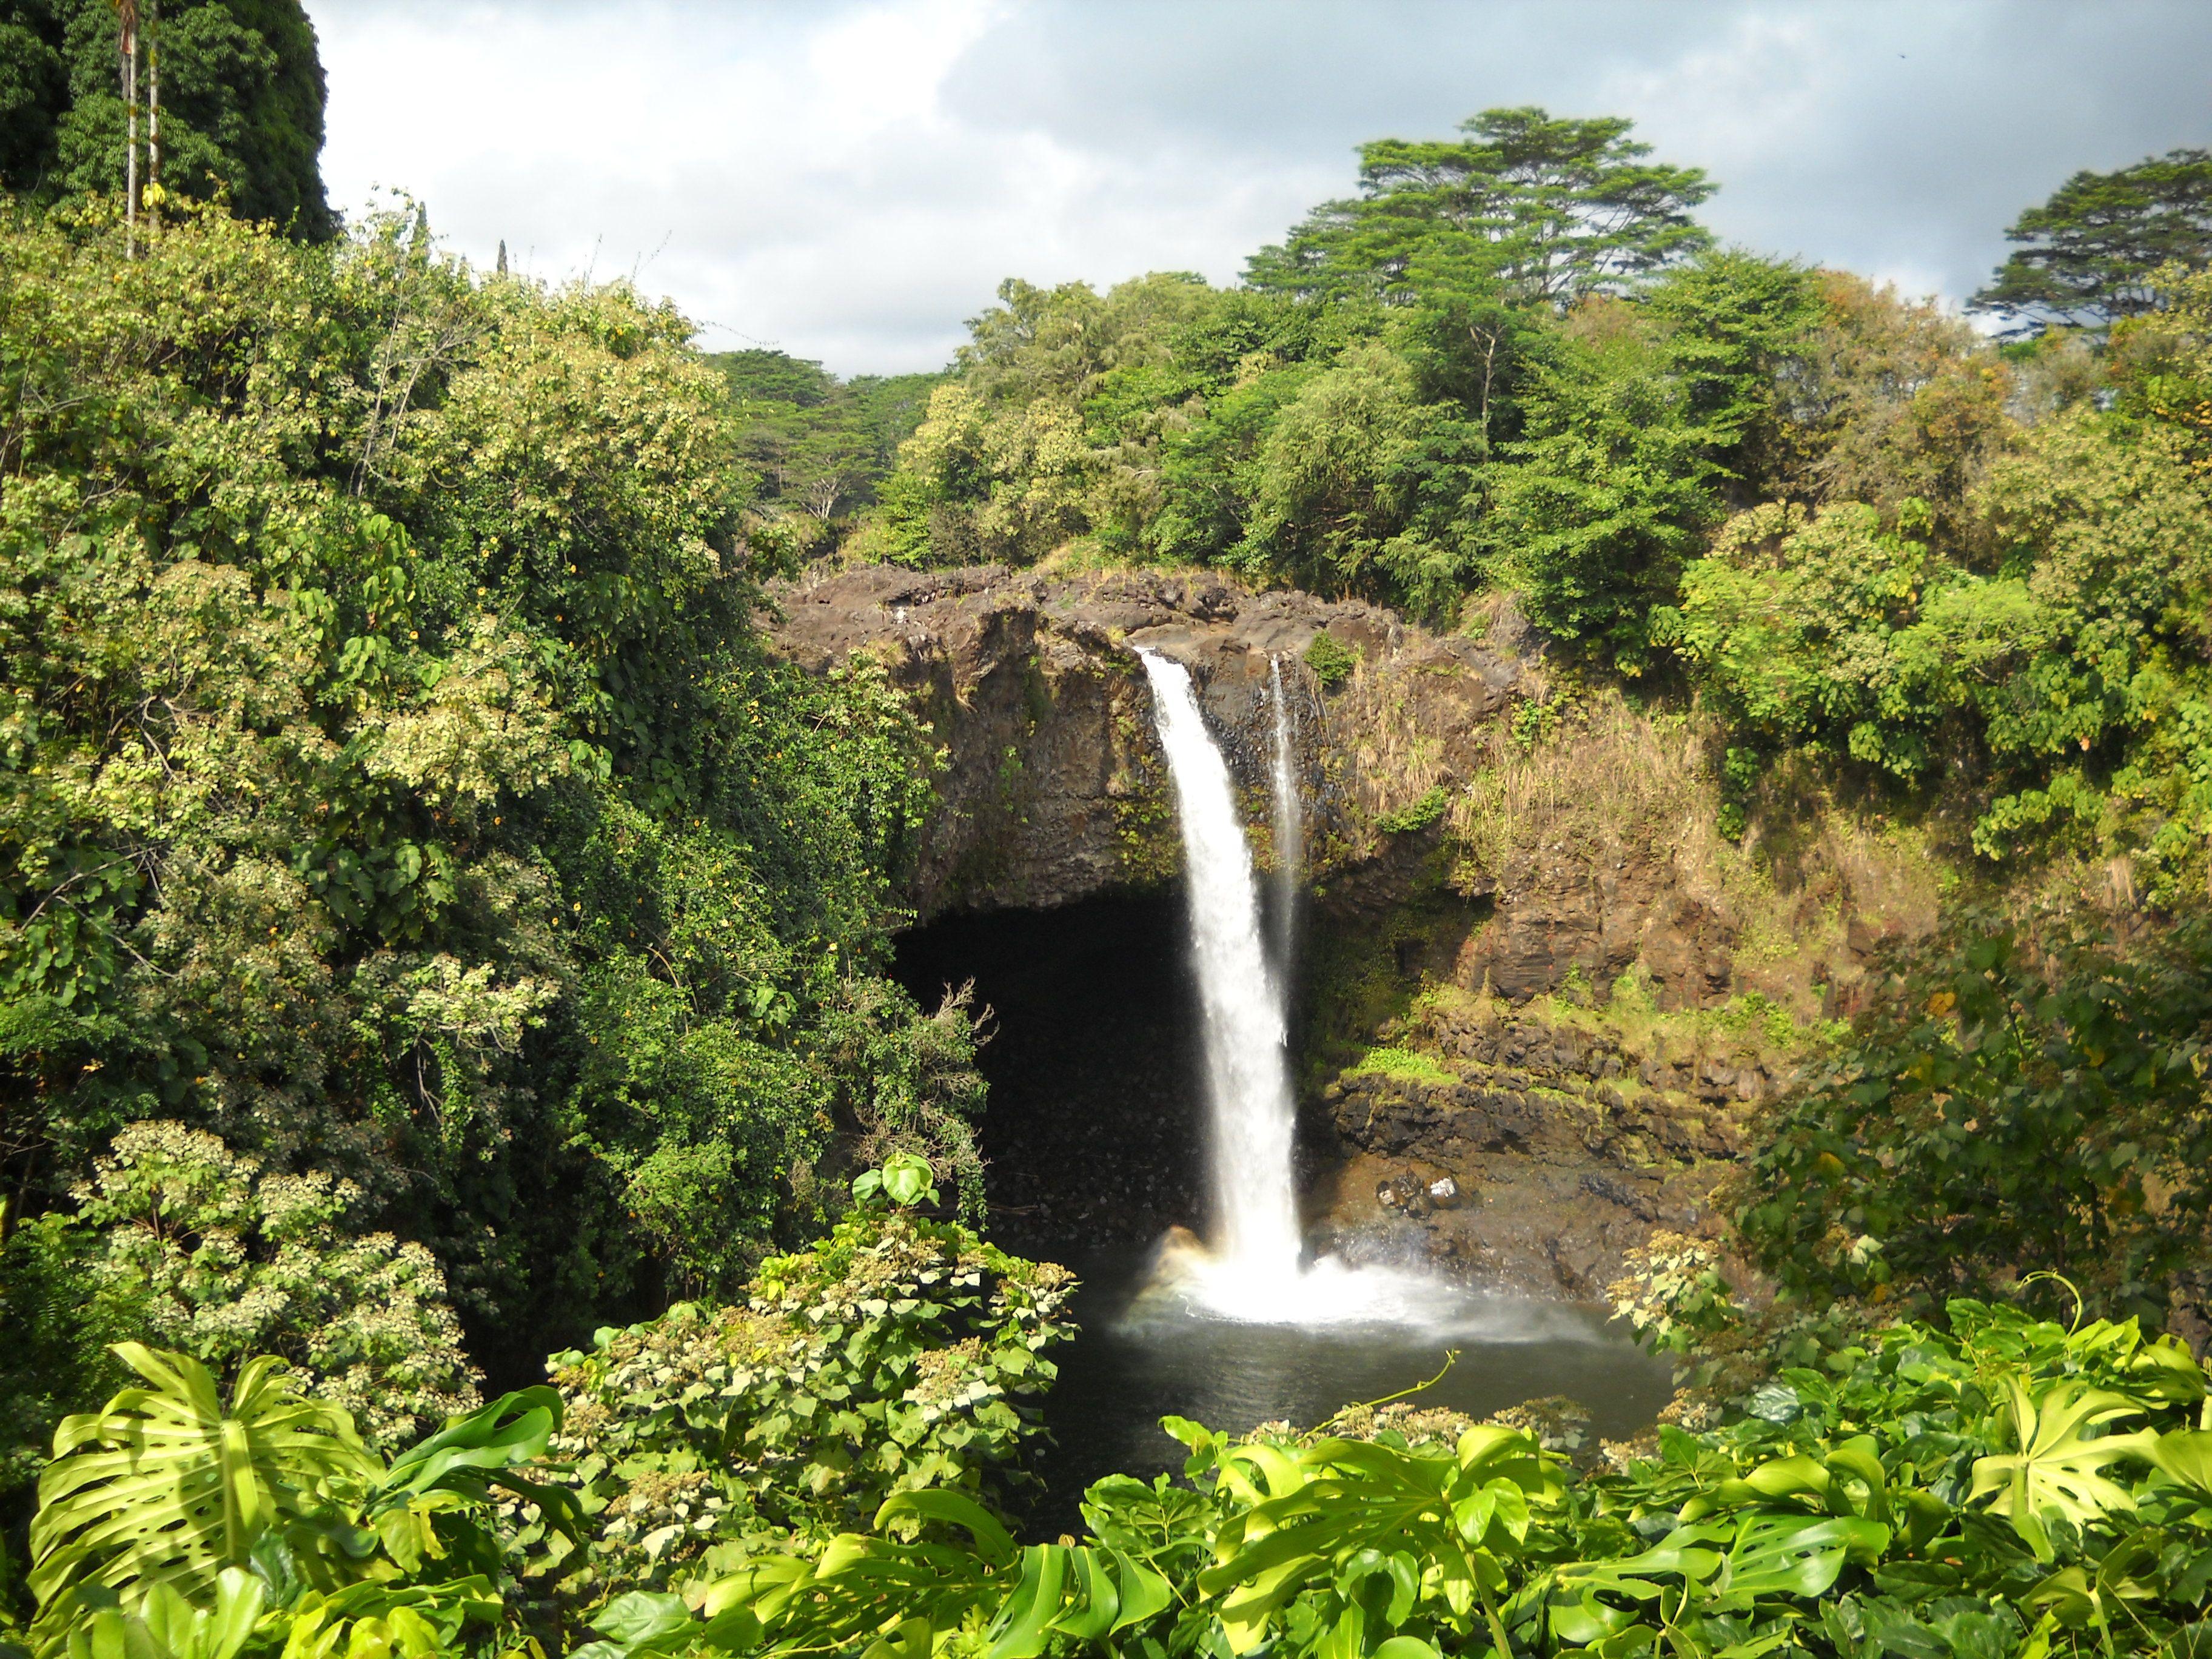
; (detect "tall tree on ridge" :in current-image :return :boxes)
[1246,107,1715,310]
[1973,147,2212,333]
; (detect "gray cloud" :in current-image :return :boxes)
[306,0,2210,375]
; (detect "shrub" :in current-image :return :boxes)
[1375,783,1452,835]
[73,1121,481,1453]
[1302,632,1359,690]
[545,1189,1076,1598]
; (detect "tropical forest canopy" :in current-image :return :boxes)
[4,12,2212,1659]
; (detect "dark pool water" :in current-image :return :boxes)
[1027,1245,1676,1523]
[892,896,1676,1523]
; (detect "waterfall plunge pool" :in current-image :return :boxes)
[894,891,1672,1523]
[1030,1242,1675,1525]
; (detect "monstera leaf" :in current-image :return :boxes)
[29,1346,377,1624]
[1968,1376,2158,1558]
[1193,1429,1557,1655]
[2148,1430,2212,1493]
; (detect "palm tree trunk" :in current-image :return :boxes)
[118,0,140,256]
[146,0,160,229]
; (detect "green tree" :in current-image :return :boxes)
[0,199,985,1430]
[1972,147,2212,332]
[1644,249,1825,496]
[1232,342,1475,615]
[1742,908,2212,1328]
[706,350,941,541]
[1480,299,1719,666]
[0,0,332,236]
[1778,272,2016,550]
[1246,106,1714,309]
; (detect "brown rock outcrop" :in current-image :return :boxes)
[769,563,1518,920]
[1313,991,1775,1296]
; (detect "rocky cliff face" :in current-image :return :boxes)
[1309,988,1792,1299]
[778,563,1939,1298]
[769,563,1517,920]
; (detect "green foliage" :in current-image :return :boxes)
[0,0,333,238]
[1667,408,2212,884]
[24,1340,572,1659]
[616,1294,2212,1659]
[1484,253,1822,669]
[543,1202,1075,1597]
[70,1121,480,1456]
[0,1211,126,1504]
[848,1150,936,1212]
[0,197,983,1427]
[1481,298,1723,667]
[1230,343,1475,614]
[2112,264,2212,480]
[1741,908,2212,1326]
[1373,786,1450,836]
[1300,632,1358,691]
[29,1344,375,1626]
[674,1487,1167,1659]
[13,1279,2212,1659]
[61,1568,265,1659]
[1342,1045,1455,1084]
[1974,147,2212,331]
[852,109,1721,622]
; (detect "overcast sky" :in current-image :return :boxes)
[306,0,2208,377]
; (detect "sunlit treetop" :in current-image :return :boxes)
[1245,106,1716,310]
[1972,147,2212,333]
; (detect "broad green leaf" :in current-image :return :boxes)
[859,1615,933,1659]
[2150,1429,2212,1492]
[984,1545,1068,1659]
[588,1591,693,1647]
[1969,1376,2158,1556]
[1718,1513,1889,1605]
[30,1346,375,1626]
[1104,1547,1171,1632]
[1551,1590,1639,1645]
[872,1489,1017,1567]
[1046,1547,1119,1643]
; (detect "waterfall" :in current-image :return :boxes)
[1136,648,1481,1329]
[1136,651,1304,1276]
[1269,657,1300,976]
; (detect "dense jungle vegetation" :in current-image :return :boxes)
[4,4,2212,1656]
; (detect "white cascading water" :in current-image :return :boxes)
[1138,649,1479,1327]
[1268,657,1300,975]
[1137,651,1304,1274]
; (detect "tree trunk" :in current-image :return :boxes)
[146,0,160,227]
[118,0,140,256]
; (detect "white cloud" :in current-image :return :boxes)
[306,0,2211,375]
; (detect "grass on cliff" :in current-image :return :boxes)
[1341,1044,1458,1085]
[1443,685,1948,1028]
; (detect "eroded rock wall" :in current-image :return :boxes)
[776,563,1942,1299]
[768,563,1517,920]
[1312,988,1794,1298]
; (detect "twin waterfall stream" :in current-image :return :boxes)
[1135,650,1472,1330]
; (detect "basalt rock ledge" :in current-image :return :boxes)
[769,563,1521,922]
